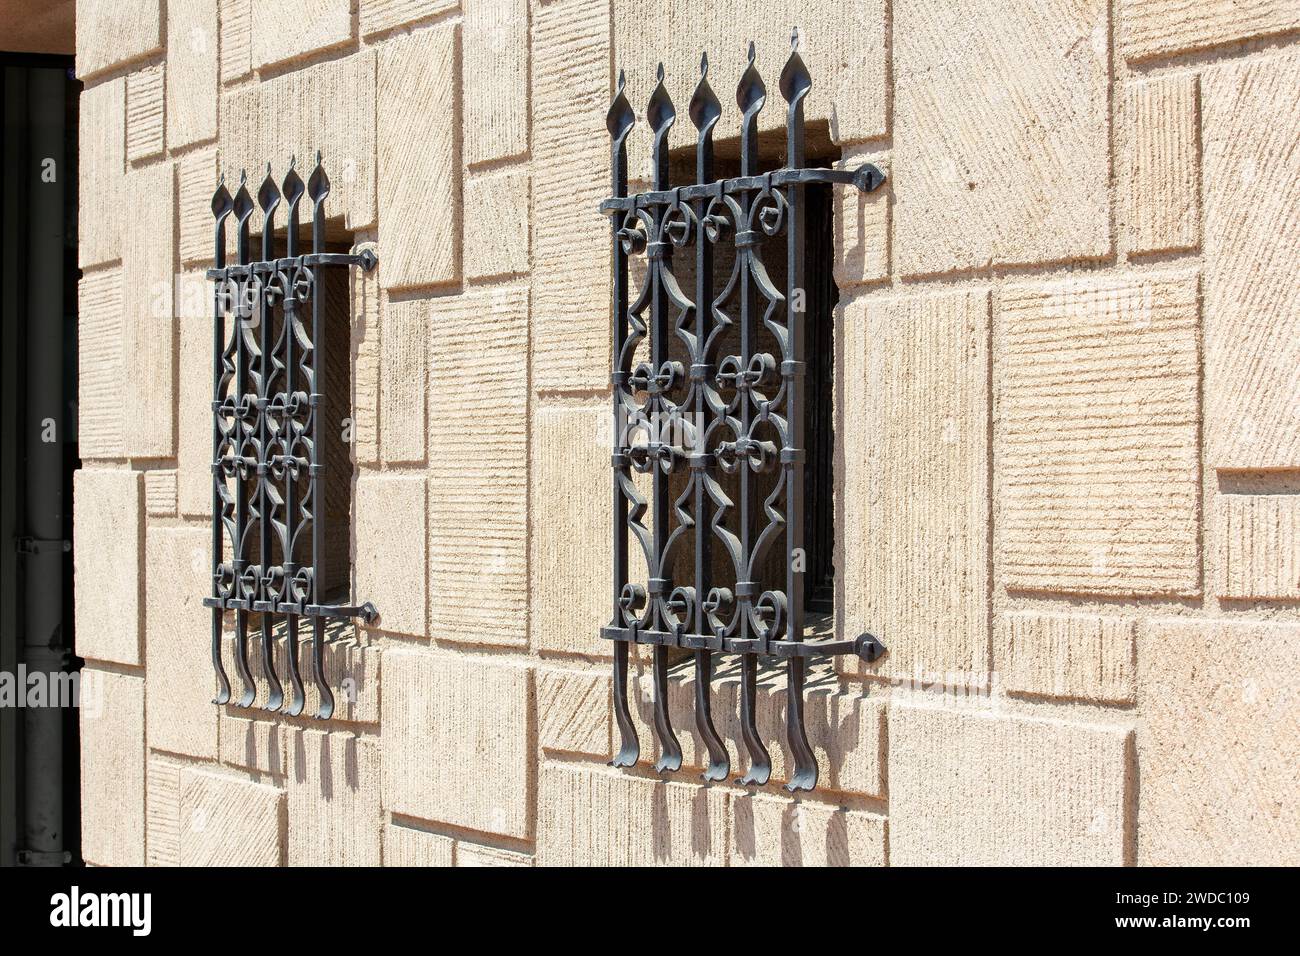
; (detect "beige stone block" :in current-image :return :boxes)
[74,469,142,666]
[220,0,252,84]
[75,0,162,79]
[538,668,610,756]
[80,670,145,866]
[178,767,285,866]
[360,0,457,36]
[220,714,287,775]
[833,149,889,288]
[167,0,218,148]
[377,25,459,289]
[79,78,124,268]
[144,469,177,516]
[1203,52,1300,471]
[145,526,219,759]
[1216,494,1300,600]
[894,0,1110,276]
[177,271,211,515]
[125,65,164,163]
[287,730,382,866]
[537,762,728,866]
[890,704,1131,865]
[251,0,352,70]
[427,287,528,646]
[997,611,1135,704]
[384,822,454,866]
[732,794,885,867]
[351,241,380,466]
[356,474,426,638]
[79,268,125,458]
[457,843,533,867]
[1125,75,1200,255]
[999,274,1201,596]
[465,0,529,164]
[177,148,218,265]
[1139,619,1299,865]
[381,650,532,839]
[1121,0,1300,61]
[146,754,185,866]
[841,289,989,685]
[379,298,427,464]
[532,0,610,391]
[464,165,530,280]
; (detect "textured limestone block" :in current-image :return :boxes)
[146,755,185,866]
[177,273,211,516]
[537,668,611,756]
[377,25,459,289]
[356,474,426,637]
[1125,75,1200,255]
[167,0,218,148]
[1216,494,1300,600]
[894,0,1110,276]
[384,822,454,866]
[287,730,382,866]
[79,268,125,458]
[251,0,353,70]
[532,0,610,391]
[1203,52,1300,471]
[73,469,142,666]
[79,78,124,268]
[890,705,1131,865]
[144,470,177,516]
[125,65,164,163]
[997,611,1135,704]
[537,762,728,866]
[379,298,427,464]
[145,526,219,759]
[351,242,380,466]
[80,670,145,866]
[177,148,218,265]
[465,0,529,164]
[178,767,285,866]
[428,287,528,646]
[1139,619,1299,865]
[457,843,533,867]
[732,794,885,867]
[999,274,1201,596]
[121,161,176,458]
[464,165,530,279]
[221,51,376,230]
[360,0,457,36]
[220,0,252,84]
[381,650,532,839]
[220,714,286,775]
[841,289,990,685]
[1121,0,1300,61]
[833,149,889,288]
[75,0,162,78]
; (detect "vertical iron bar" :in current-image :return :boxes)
[232,174,257,708]
[281,162,306,717]
[210,180,233,705]
[307,155,334,719]
[256,167,284,712]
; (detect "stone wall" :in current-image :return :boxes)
[74,0,1299,865]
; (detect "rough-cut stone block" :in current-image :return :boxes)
[999,274,1201,596]
[1139,619,1299,865]
[167,0,218,148]
[178,767,285,866]
[890,705,1131,865]
[1216,494,1300,600]
[80,670,145,866]
[538,668,610,756]
[220,0,252,84]
[377,25,459,289]
[74,469,142,665]
[428,287,528,646]
[997,611,1135,704]
[145,526,218,759]
[1126,75,1200,255]
[177,272,211,515]
[78,268,125,458]
[841,290,989,685]
[894,0,1110,276]
[465,0,528,164]
[537,762,728,866]
[287,730,381,866]
[144,470,177,516]
[351,242,380,465]
[1203,52,1300,471]
[220,714,286,775]
[125,65,164,162]
[1121,0,1300,61]
[379,298,426,464]
[464,165,530,279]
[457,843,533,867]
[356,474,426,637]
[251,0,352,70]
[384,822,454,866]
[382,650,532,839]
[146,755,185,866]
[360,0,457,36]
[833,149,889,288]
[177,149,217,265]
[732,794,886,867]
[532,0,610,391]
[79,79,124,268]
[76,0,162,78]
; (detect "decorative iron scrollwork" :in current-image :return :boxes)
[600,33,886,791]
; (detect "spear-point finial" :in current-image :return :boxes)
[289,155,296,170]
[690,50,721,136]
[701,52,708,76]
[266,161,272,176]
[315,149,323,166]
[607,67,635,143]
[618,68,625,90]
[656,61,665,83]
[748,40,756,64]
[239,169,247,187]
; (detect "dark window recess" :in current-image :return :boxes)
[601,32,886,791]
[204,155,377,720]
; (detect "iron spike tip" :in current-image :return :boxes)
[239,169,247,186]
[700,52,708,75]
[218,172,225,187]
[617,68,625,90]
[315,149,323,165]
[791,26,799,51]
[265,161,272,175]
[289,155,296,170]
[748,40,756,63]
[656,61,665,82]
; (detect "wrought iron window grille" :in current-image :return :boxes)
[600,32,886,791]
[204,154,377,720]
